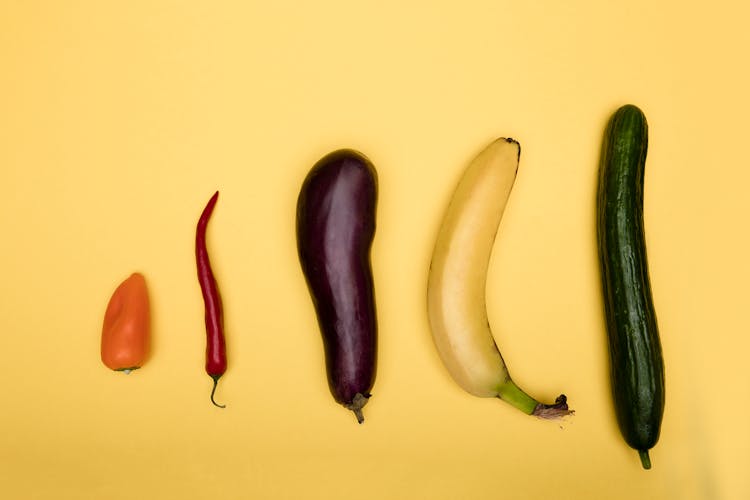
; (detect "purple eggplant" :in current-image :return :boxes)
[296,149,378,424]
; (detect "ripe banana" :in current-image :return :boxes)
[427,137,571,418]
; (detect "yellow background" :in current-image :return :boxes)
[1,1,748,499]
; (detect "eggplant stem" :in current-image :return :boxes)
[352,408,365,424]
[344,393,369,424]
[210,375,226,408]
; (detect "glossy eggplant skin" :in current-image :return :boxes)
[296,149,378,423]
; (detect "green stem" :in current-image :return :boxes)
[496,380,573,419]
[116,366,140,373]
[344,393,369,424]
[210,375,226,409]
[496,380,539,414]
[639,450,652,470]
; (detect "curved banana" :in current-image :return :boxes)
[427,138,571,418]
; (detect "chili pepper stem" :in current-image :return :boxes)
[210,375,226,408]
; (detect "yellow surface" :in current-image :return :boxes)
[1,1,748,499]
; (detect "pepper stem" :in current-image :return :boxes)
[210,375,226,408]
[116,366,140,374]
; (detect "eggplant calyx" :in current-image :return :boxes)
[344,393,370,424]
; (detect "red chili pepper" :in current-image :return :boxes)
[196,190,227,408]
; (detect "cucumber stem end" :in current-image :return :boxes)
[639,450,652,469]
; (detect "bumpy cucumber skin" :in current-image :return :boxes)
[597,105,665,466]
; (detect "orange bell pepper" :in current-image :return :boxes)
[101,272,151,372]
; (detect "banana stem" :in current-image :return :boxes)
[496,380,539,414]
[497,380,573,419]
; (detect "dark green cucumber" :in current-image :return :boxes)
[597,104,665,470]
